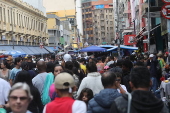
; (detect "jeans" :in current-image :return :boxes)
[151,77,158,93]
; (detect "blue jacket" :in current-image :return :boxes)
[87,88,121,113]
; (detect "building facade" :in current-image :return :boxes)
[47,14,60,47]
[43,0,80,49]
[82,0,114,45]
[0,0,48,46]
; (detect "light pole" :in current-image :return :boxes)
[147,0,150,53]
[116,0,121,59]
[11,7,17,50]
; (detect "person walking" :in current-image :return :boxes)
[110,66,168,113]
[87,71,125,113]
[43,73,86,113]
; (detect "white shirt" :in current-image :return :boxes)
[0,78,11,105]
[43,100,86,113]
[117,84,127,93]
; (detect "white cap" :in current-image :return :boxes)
[149,54,154,58]
[63,54,72,62]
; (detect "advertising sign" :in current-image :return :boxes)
[124,35,136,45]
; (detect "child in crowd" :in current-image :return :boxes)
[78,88,94,105]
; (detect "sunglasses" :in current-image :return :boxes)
[116,79,121,81]
[9,96,28,101]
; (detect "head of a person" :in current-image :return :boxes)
[36,60,46,72]
[53,64,64,76]
[115,72,122,84]
[51,54,55,61]
[46,62,55,73]
[72,60,80,69]
[20,62,29,71]
[27,55,32,62]
[101,71,117,88]
[149,54,154,60]
[157,53,162,58]
[6,56,13,64]
[110,56,114,61]
[116,59,123,67]
[122,60,133,72]
[65,61,73,70]
[14,70,33,86]
[0,60,8,69]
[88,58,93,63]
[8,82,33,113]
[104,66,110,72]
[105,57,110,62]
[78,88,93,104]
[86,61,97,73]
[130,66,151,91]
[54,72,76,96]
[97,57,102,62]
[135,61,144,67]
[80,58,86,64]
[14,57,22,66]
[63,54,72,62]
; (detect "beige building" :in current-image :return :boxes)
[93,7,114,45]
[0,0,48,46]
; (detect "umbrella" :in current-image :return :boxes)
[3,50,26,58]
[80,46,106,52]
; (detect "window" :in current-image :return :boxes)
[13,12,15,25]
[0,7,2,21]
[109,15,112,19]
[110,27,113,30]
[8,10,10,23]
[3,8,6,23]
[106,15,108,19]
[110,21,113,25]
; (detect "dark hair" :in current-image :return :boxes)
[2,60,8,67]
[80,58,86,63]
[78,88,93,104]
[86,61,97,72]
[46,62,55,73]
[72,61,80,69]
[130,66,150,88]
[115,72,122,78]
[122,60,133,70]
[62,69,73,76]
[65,61,73,70]
[53,60,59,65]
[21,62,29,71]
[135,61,144,67]
[101,71,116,88]
[116,60,123,67]
[14,57,22,65]
[110,56,114,60]
[14,70,33,86]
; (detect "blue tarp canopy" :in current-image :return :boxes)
[99,45,115,48]
[80,46,106,52]
[120,45,138,50]
[107,46,118,52]
[49,47,58,51]
[3,50,26,58]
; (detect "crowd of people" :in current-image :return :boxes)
[0,51,170,113]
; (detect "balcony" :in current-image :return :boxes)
[0,40,8,45]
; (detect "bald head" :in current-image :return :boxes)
[101,71,116,88]
[37,60,46,72]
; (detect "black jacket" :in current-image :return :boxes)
[110,90,168,113]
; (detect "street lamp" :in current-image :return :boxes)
[11,7,17,50]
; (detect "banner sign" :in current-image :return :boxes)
[124,35,136,45]
[162,0,170,3]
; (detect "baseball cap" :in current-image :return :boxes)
[54,73,75,92]
[63,54,72,62]
[149,54,154,58]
